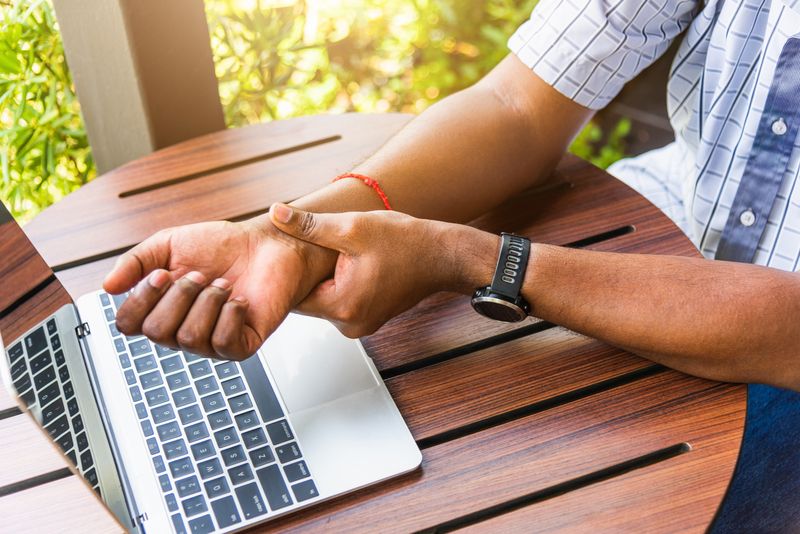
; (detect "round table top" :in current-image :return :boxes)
[12,113,745,532]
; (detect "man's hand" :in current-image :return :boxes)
[269,203,498,338]
[103,215,335,360]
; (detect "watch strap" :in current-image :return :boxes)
[490,233,530,300]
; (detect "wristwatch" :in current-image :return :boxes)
[471,233,531,322]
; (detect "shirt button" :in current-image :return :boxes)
[772,118,788,136]
[739,209,756,227]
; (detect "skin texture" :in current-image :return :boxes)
[106,53,800,390]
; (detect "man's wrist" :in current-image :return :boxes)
[441,224,501,295]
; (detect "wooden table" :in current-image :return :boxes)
[1,113,746,532]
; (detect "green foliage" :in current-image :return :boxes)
[0,0,628,222]
[0,0,93,223]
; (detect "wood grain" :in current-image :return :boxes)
[0,217,54,315]
[0,412,76,487]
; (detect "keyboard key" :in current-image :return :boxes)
[13,371,31,396]
[58,365,69,383]
[161,355,184,374]
[182,495,208,518]
[215,362,239,380]
[242,428,267,449]
[155,344,177,358]
[139,370,163,390]
[166,493,179,512]
[29,351,51,375]
[67,397,79,416]
[46,415,69,439]
[204,476,230,499]
[72,415,84,434]
[221,445,246,466]
[201,392,225,412]
[108,322,121,337]
[184,352,202,363]
[228,463,254,485]
[55,431,73,452]
[188,514,214,534]
[37,381,60,406]
[178,405,203,425]
[124,369,136,385]
[176,475,201,497]
[8,343,23,363]
[114,338,126,353]
[241,357,284,423]
[292,479,319,502]
[66,449,77,465]
[54,350,65,367]
[171,514,187,534]
[129,385,142,402]
[213,427,239,448]
[111,292,127,309]
[266,420,294,445]
[128,339,151,357]
[234,410,259,431]
[188,360,212,378]
[10,357,27,381]
[195,376,218,395]
[249,446,274,468]
[172,388,197,408]
[157,421,181,442]
[81,449,94,471]
[190,440,216,461]
[211,495,241,528]
[151,404,176,424]
[186,422,209,443]
[235,482,269,520]
[163,438,188,460]
[284,460,310,482]
[146,437,159,455]
[141,420,154,437]
[47,318,57,335]
[275,442,302,463]
[85,467,99,487]
[135,402,148,420]
[159,474,172,491]
[169,457,194,479]
[197,458,223,480]
[25,327,47,356]
[76,432,89,451]
[227,394,253,414]
[153,455,166,474]
[221,377,245,396]
[134,355,157,373]
[208,410,232,431]
[257,464,293,510]
[50,335,61,350]
[166,371,190,391]
[145,386,169,407]
[104,308,115,322]
[34,366,56,389]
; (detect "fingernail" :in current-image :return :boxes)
[272,203,292,224]
[148,270,170,289]
[184,271,206,285]
[211,278,231,290]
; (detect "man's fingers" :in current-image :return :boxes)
[140,271,207,347]
[175,279,232,356]
[294,279,338,319]
[211,298,262,360]
[103,231,172,294]
[270,203,353,253]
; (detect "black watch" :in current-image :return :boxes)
[471,233,531,322]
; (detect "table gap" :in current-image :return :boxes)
[415,365,666,449]
[424,441,692,533]
[0,468,73,498]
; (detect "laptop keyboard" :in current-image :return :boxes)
[102,292,319,533]
[7,319,101,494]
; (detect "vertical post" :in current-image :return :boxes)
[51,0,226,173]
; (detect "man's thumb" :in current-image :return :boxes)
[269,203,347,252]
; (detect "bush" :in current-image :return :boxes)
[1,0,628,222]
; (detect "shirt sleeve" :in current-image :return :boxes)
[508,0,699,110]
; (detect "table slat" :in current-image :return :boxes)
[0,413,73,487]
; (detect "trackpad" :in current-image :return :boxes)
[260,313,380,413]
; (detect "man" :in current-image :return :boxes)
[105,0,800,391]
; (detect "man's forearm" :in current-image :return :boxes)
[455,229,800,390]
[292,55,593,222]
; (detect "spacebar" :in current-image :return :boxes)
[240,354,284,423]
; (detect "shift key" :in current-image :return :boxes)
[256,464,292,510]
[234,483,269,519]
[240,356,283,423]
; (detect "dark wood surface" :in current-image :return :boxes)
[1,113,745,532]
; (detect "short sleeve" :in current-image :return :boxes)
[508,0,699,109]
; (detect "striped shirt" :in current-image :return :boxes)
[509,0,800,271]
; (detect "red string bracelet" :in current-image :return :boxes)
[332,173,393,211]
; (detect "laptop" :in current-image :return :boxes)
[0,202,421,533]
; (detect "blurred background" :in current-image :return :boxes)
[0,0,634,223]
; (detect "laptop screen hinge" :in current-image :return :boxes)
[75,322,91,339]
[133,512,149,527]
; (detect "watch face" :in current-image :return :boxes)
[472,297,527,322]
